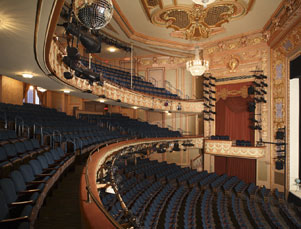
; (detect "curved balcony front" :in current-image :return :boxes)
[80,136,203,228]
[48,40,204,113]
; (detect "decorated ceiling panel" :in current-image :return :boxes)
[145,0,253,40]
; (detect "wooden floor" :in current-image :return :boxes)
[35,162,84,229]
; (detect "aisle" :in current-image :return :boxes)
[35,163,84,229]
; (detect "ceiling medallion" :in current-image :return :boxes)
[151,1,248,40]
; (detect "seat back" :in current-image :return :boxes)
[10,170,27,192]
[15,141,26,154]
[23,140,34,151]
[37,155,49,169]
[28,160,43,175]
[3,143,17,157]
[0,146,8,161]
[0,178,18,204]
[44,152,55,164]
[30,139,40,149]
[19,164,35,183]
[0,190,9,220]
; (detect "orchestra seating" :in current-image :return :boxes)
[0,102,184,228]
[99,157,301,228]
[81,58,180,99]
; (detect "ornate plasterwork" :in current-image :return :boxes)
[204,140,265,159]
[206,33,269,79]
[216,85,249,101]
[149,2,250,40]
[49,40,204,113]
[270,17,301,191]
[263,0,301,45]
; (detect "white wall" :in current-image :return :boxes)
[289,78,300,190]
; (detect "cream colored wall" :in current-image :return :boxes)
[0,76,24,105]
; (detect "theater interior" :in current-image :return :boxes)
[0,0,301,228]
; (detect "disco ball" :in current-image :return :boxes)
[74,0,114,30]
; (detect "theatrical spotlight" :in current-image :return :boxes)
[203,76,209,81]
[261,82,268,87]
[61,22,102,53]
[276,128,285,140]
[209,75,217,80]
[203,90,209,94]
[209,82,215,87]
[172,142,181,152]
[248,101,256,112]
[249,118,259,123]
[261,89,267,95]
[64,71,73,80]
[248,85,255,95]
[253,82,261,87]
[177,103,182,111]
[209,96,216,101]
[67,46,80,61]
[249,125,262,130]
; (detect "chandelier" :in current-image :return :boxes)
[192,0,216,8]
[186,47,209,76]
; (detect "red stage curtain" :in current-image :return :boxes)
[214,156,227,176]
[216,82,254,143]
[215,156,256,184]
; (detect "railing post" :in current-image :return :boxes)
[86,187,91,203]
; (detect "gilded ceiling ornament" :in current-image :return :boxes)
[227,56,240,72]
[149,1,249,40]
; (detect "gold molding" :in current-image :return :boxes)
[48,40,205,114]
[150,2,247,40]
[204,140,265,159]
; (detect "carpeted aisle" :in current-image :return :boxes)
[35,163,84,229]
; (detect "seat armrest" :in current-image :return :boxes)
[0,216,28,224]
[27,180,46,184]
[10,200,33,206]
[19,189,40,194]
[35,174,52,177]
[43,167,56,171]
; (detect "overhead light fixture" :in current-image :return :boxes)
[192,0,216,8]
[99,99,105,103]
[63,90,70,94]
[22,73,33,79]
[132,106,138,110]
[37,87,47,93]
[107,46,117,53]
[186,46,209,76]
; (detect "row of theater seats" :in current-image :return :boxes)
[0,103,124,228]
[0,102,186,228]
[0,103,126,153]
[99,158,301,228]
[81,59,180,99]
[210,135,253,147]
[80,113,182,138]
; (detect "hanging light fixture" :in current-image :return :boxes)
[192,0,216,8]
[186,46,209,76]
